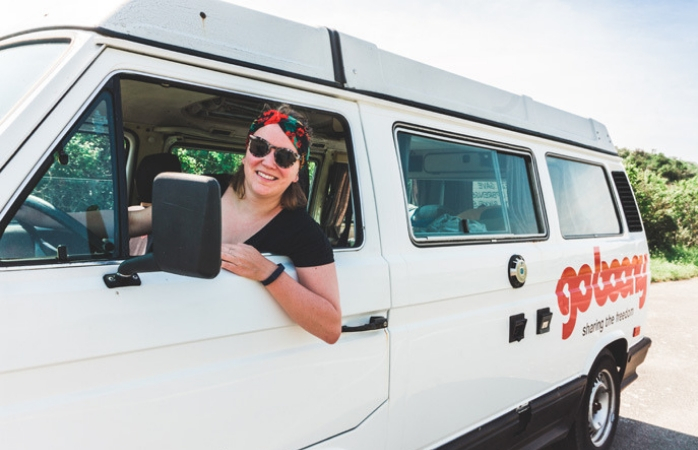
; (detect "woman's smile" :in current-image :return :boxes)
[256,170,278,181]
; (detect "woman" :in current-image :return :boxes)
[128,106,341,344]
[219,106,341,344]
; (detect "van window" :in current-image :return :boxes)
[546,156,621,237]
[0,41,70,123]
[397,130,544,241]
[121,76,362,250]
[123,76,359,248]
[0,92,120,262]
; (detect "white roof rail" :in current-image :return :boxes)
[338,33,614,152]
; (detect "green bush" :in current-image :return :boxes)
[650,247,698,282]
[669,176,698,247]
[620,148,698,281]
[623,157,677,253]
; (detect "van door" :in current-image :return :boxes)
[0,49,389,450]
[359,105,568,449]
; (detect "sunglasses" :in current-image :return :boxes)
[248,134,302,168]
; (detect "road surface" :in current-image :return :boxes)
[610,278,698,449]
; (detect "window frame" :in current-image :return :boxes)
[0,79,126,266]
[394,124,548,246]
[545,153,623,239]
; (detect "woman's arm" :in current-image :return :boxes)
[268,264,341,344]
[128,207,152,237]
[221,243,342,344]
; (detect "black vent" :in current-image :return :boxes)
[612,171,643,232]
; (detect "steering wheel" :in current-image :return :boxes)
[410,204,449,228]
[16,195,110,258]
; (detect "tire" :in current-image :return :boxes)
[567,350,621,450]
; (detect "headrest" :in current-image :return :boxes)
[136,153,182,203]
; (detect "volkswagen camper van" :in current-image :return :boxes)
[0,1,651,449]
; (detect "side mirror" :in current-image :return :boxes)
[104,173,221,288]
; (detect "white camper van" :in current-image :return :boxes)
[0,1,651,449]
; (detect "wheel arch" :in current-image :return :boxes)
[582,333,628,377]
[604,338,628,377]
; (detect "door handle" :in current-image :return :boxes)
[342,316,388,333]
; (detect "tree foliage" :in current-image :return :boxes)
[173,147,243,175]
[620,148,698,253]
[35,132,114,212]
[619,148,698,182]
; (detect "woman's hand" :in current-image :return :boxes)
[221,243,278,281]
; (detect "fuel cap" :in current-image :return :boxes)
[508,254,527,288]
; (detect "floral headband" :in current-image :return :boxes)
[248,109,310,166]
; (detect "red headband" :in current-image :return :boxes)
[248,109,310,165]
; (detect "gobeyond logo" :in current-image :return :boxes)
[555,247,649,340]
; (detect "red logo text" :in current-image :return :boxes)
[555,247,648,340]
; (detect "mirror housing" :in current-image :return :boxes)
[104,173,221,288]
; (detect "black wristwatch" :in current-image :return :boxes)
[261,263,285,286]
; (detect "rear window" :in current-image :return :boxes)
[546,156,621,238]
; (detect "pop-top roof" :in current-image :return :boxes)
[2,0,615,153]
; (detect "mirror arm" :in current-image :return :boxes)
[103,253,160,288]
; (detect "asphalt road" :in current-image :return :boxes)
[610,278,698,449]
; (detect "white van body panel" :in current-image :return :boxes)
[0,1,651,449]
[0,265,388,450]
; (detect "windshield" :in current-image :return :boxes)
[0,41,69,124]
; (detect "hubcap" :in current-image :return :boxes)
[587,368,616,446]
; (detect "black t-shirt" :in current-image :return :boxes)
[245,207,334,267]
[219,178,334,267]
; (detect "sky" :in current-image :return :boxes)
[227,0,698,163]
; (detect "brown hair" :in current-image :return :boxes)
[230,105,310,210]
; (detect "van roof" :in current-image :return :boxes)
[4,0,615,153]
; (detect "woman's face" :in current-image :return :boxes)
[243,124,301,200]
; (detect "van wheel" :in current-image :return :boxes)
[568,351,620,450]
